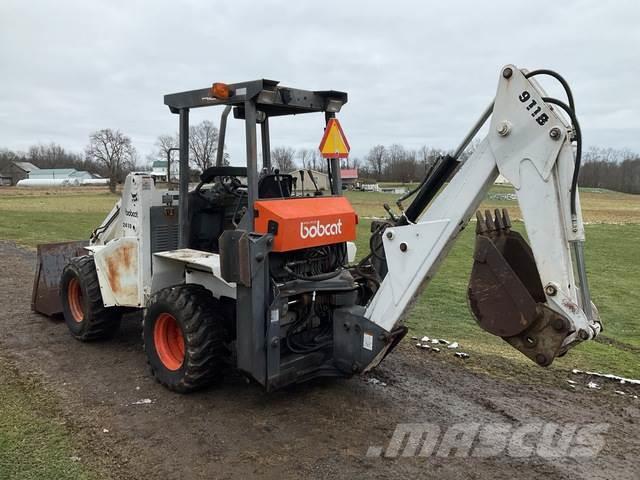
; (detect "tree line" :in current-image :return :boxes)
[0,120,229,193]
[0,130,140,193]
[2,126,639,194]
[357,143,640,193]
[268,144,455,182]
[578,147,640,194]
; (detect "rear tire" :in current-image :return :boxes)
[143,285,228,393]
[60,255,122,341]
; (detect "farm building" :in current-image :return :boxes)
[17,168,107,187]
[340,168,358,189]
[287,169,330,193]
[150,160,180,182]
[0,161,40,185]
[29,168,92,180]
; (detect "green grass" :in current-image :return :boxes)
[0,192,118,248]
[1,187,638,375]
[0,211,108,248]
[0,186,638,468]
[0,188,638,376]
[350,185,640,224]
[0,192,117,213]
[355,218,640,378]
[0,358,95,480]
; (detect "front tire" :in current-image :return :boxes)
[143,285,228,393]
[60,256,122,341]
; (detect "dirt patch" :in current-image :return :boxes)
[1,241,639,479]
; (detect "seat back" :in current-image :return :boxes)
[258,174,293,198]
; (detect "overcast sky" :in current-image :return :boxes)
[1,0,639,166]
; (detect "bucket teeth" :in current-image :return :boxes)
[484,209,495,231]
[475,208,512,235]
[494,209,504,230]
[475,211,488,234]
[502,208,511,229]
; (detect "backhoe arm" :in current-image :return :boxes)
[363,65,601,370]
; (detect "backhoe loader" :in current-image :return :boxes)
[32,65,602,391]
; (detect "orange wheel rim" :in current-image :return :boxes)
[67,277,84,323]
[153,313,185,371]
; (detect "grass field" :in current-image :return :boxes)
[0,184,638,477]
[351,186,640,378]
[1,185,639,377]
[1,185,638,376]
[0,186,640,377]
[0,358,93,480]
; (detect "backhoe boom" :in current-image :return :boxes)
[363,65,601,370]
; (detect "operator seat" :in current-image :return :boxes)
[188,168,293,253]
[188,166,248,253]
[258,172,293,198]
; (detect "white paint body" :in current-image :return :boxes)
[88,174,237,307]
[365,66,599,356]
[88,172,354,307]
[85,66,599,365]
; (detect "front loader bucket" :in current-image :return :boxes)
[467,210,571,366]
[32,240,88,316]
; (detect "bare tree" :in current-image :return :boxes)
[309,150,324,172]
[366,145,386,178]
[418,145,438,170]
[384,144,419,183]
[28,143,84,169]
[579,146,640,193]
[85,129,137,192]
[0,148,24,173]
[189,120,220,171]
[271,147,296,172]
[156,134,177,159]
[298,148,313,169]
[145,134,178,177]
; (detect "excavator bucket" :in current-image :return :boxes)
[32,240,88,316]
[467,209,571,366]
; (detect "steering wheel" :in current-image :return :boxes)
[195,174,246,198]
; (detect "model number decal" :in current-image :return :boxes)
[519,90,549,126]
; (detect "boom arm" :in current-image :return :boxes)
[363,65,601,369]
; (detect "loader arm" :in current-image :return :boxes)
[363,65,602,370]
[89,199,122,245]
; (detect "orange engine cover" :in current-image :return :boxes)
[254,196,358,252]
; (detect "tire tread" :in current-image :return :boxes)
[143,284,228,393]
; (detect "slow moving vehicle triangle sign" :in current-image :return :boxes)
[318,118,350,158]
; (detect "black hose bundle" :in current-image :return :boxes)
[525,70,581,225]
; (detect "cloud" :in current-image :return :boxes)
[1,0,639,164]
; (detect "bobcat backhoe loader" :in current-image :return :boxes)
[32,65,601,391]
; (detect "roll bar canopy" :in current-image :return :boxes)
[163,80,348,248]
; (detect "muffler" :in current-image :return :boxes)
[467,210,572,366]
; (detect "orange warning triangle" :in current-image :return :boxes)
[318,118,350,158]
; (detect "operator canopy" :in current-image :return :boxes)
[164,79,348,117]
